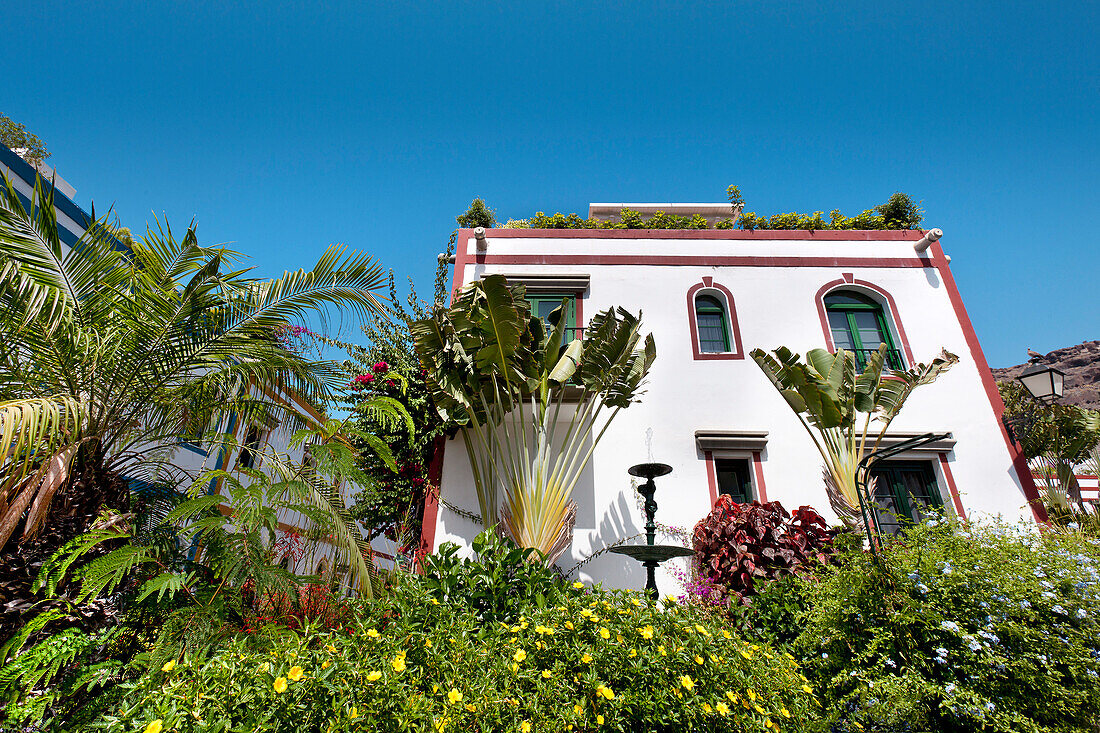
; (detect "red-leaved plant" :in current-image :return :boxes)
[691,497,834,604]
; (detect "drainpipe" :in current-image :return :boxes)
[913,228,943,254]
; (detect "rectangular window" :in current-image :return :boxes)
[869,461,942,534]
[715,459,753,503]
[526,294,578,339]
[238,424,266,470]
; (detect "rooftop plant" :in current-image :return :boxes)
[491,188,924,231]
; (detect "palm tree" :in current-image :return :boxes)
[0,173,389,580]
[750,344,957,529]
[412,275,655,563]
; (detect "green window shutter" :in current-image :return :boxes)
[695,295,731,353]
[869,461,943,534]
[526,294,577,337]
[823,291,903,369]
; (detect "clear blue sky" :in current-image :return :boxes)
[3,1,1096,367]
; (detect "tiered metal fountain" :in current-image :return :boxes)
[609,463,693,598]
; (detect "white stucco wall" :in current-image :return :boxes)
[430,230,1036,594]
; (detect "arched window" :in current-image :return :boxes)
[694,295,731,353]
[687,279,743,360]
[824,291,903,370]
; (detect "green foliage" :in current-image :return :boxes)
[315,255,457,553]
[740,193,923,232]
[750,345,958,528]
[455,198,497,228]
[412,275,656,561]
[875,192,924,229]
[0,114,50,163]
[421,530,574,624]
[790,518,1100,732]
[1000,380,1100,529]
[499,189,922,232]
[96,579,820,733]
[0,170,390,551]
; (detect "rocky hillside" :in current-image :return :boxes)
[992,340,1100,409]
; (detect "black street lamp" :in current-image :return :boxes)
[1017,362,1065,405]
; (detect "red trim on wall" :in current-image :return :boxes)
[704,450,718,506]
[417,435,449,568]
[460,228,924,241]
[814,277,916,364]
[938,452,967,520]
[752,452,768,502]
[473,254,929,269]
[687,280,745,360]
[929,241,1047,523]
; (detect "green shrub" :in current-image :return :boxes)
[791,518,1100,732]
[421,530,574,624]
[96,580,821,732]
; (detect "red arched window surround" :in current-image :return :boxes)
[814,274,914,365]
[687,277,744,361]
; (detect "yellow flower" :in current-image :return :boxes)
[259,662,270,673]
[391,655,406,673]
[755,705,767,715]
[596,715,604,725]
[521,721,532,733]
[726,691,737,702]
[716,702,730,716]
[596,684,614,700]
[628,649,637,658]
[739,649,753,659]
[514,649,527,663]
[781,707,791,718]
[542,670,552,678]
[658,645,667,656]
[144,721,164,733]
[599,627,610,640]
[431,598,440,605]
[765,719,774,729]
[694,655,704,665]
[722,630,732,639]
[616,634,624,643]
[161,660,176,673]
[447,688,463,704]
[326,644,338,653]
[679,675,694,690]
[702,702,713,713]
[802,684,814,694]
[322,660,331,669]
[694,624,710,636]
[573,581,584,589]
[366,670,382,681]
[581,653,593,664]
[350,707,358,718]
[273,677,288,693]
[512,662,519,672]
[630,597,642,607]
[366,628,379,638]
[565,621,574,630]
[288,666,304,681]
[465,704,476,712]
[747,689,757,701]
[574,704,583,715]
[638,625,654,639]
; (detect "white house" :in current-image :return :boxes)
[423,204,1043,592]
